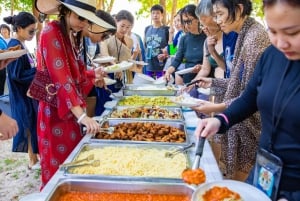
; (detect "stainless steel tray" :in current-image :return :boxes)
[61,142,192,182]
[91,119,188,145]
[117,95,178,107]
[45,178,195,201]
[106,106,184,121]
[123,84,178,96]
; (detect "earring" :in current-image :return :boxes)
[38,13,47,23]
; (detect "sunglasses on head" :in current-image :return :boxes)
[183,18,194,25]
[78,15,92,25]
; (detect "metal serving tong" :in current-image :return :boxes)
[165,143,195,158]
[60,154,100,169]
[185,79,201,87]
[100,127,115,134]
[60,154,94,168]
[192,137,206,169]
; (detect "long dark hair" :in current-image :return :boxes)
[58,5,71,37]
[3,12,37,32]
[57,5,82,51]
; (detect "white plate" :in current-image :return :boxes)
[135,61,148,65]
[192,180,271,201]
[175,67,195,75]
[104,77,116,85]
[197,87,211,96]
[104,61,133,73]
[153,75,174,85]
[171,95,204,107]
[0,49,27,60]
[132,73,155,84]
[104,100,117,109]
[128,59,148,66]
[93,56,115,63]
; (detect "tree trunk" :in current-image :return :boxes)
[170,0,178,25]
[159,0,166,25]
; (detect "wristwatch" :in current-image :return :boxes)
[0,109,2,116]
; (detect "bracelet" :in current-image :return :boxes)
[77,113,87,124]
[218,113,229,124]
[0,109,2,116]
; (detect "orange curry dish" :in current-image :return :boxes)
[58,191,190,201]
[201,186,242,201]
[181,168,206,185]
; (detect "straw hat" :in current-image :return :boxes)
[35,0,116,30]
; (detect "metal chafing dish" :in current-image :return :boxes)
[123,84,179,96]
[61,141,192,182]
[44,178,195,201]
[106,106,184,121]
[117,95,178,107]
[91,118,189,145]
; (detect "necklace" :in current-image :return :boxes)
[115,36,123,62]
[69,31,82,61]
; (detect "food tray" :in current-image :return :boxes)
[61,142,193,182]
[106,106,184,121]
[45,178,195,201]
[117,95,178,107]
[123,84,178,96]
[91,119,189,145]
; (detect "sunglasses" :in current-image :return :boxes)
[89,28,113,40]
[78,15,92,25]
[183,18,195,25]
[28,29,37,36]
[100,31,111,40]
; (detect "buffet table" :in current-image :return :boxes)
[36,102,222,199]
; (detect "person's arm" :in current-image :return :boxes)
[0,110,18,140]
[0,58,16,70]
[38,23,92,118]
[194,41,212,79]
[195,51,264,138]
[206,36,225,71]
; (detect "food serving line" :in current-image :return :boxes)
[27,82,223,200]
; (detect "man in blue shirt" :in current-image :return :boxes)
[144,4,169,79]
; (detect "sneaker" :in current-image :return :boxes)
[31,161,41,170]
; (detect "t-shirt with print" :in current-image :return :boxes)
[223,32,238,78]
[144,25,169,72]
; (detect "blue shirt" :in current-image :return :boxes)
[0,36,7,50]
[223,32,238,78]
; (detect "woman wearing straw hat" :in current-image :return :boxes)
[35,0,116,188]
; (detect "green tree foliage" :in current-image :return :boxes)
[129,0,190,19]
[0,0,264,22]
[0,0,33,14]
[252,0,264,19]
